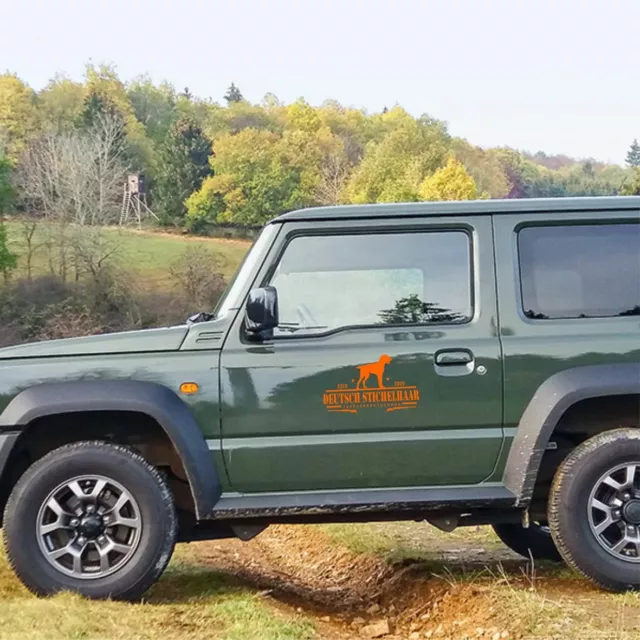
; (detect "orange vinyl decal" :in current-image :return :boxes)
[323,355,420,414]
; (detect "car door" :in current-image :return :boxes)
[219,215,503,493]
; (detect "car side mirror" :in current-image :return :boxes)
[245,286,279,335]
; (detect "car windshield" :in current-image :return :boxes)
[213,224,279,318]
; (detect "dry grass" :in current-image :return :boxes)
[479,577,640,639]
[0,543,314,640]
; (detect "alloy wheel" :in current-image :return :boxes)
[36,475,142,579]
[588,462,640,563]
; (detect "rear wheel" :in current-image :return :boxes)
[548,429,640,592]
[3,441,177,600]
[493,521,562,561]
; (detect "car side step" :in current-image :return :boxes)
[208,484,517,520]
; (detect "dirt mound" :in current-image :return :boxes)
[192,525,517,639]
[196,525,395,610]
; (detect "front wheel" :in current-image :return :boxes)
[548,429,640,592]
[493,521,562,562]
[3,441,177,600]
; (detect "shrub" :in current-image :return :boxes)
[168,245,226,313]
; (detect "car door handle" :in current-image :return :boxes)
[434,349,474,366]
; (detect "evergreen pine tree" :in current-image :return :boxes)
[153,117,213,225]
[224,83,244,105]
[80,88,125,133]
[626,139,640,167]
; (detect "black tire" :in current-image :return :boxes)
[548,429,640,592]
[492,521,562,562]
[3,441,177,600]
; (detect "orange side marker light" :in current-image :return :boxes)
[180,382,199,395]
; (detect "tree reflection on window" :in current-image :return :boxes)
[378,293,467,325]
[619,305,640,317]
[525,305,640,320]
[524,309,550,320]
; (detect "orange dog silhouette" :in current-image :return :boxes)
[356,354,392,389]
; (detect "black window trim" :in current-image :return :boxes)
[516,220,640,322]
[260,225,476,340]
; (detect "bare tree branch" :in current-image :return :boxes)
[15,112,129,282]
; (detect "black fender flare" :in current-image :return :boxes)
[504,363,640,506]
[0,380,221,519]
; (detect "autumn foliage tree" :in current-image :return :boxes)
[0,74,39,160]
[186,99,356,228]
[81,64,154,171]
[37,75,86,132]
[347,108,450,203]
[420,157,478,201]
[620,169,640,195]
[186,128,305,229]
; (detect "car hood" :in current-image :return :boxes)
[0,326,189,360]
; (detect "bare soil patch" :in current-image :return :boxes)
[191,523,640,640]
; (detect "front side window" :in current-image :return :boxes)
[519,223,640,320]
[268,231,472,336]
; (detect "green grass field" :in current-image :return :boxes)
[0,543,314,640]
[4,222,252,290]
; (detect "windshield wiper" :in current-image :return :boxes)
[277,323,329,333]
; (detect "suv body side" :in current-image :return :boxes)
[0,197,637,526]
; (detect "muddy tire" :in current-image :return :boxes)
[3,441,177,600]
[548,429,640,592]
[492,521,562,562]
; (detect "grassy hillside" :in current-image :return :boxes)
[4,222,251,290]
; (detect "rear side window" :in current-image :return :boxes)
[518,223,640,320]
[268,231,472,336]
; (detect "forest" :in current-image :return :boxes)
[1,64,639,233]
[0,64,638,348]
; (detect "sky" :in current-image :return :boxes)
[2,0,638,164]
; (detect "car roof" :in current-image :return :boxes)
[270,196,640,223]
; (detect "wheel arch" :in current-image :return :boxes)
[504,363,640,506]
[0,380,221,520]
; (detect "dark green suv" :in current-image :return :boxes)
[0,196,638,599]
